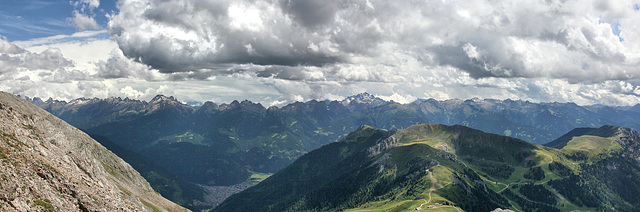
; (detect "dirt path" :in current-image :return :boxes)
[417,190,433,209]
[499,183,511,193]
[416,170,455,210]
[426,171,435,203]
[416,171,436,210]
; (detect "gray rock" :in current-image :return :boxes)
[0,92,187,212]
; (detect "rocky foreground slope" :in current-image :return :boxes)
[0,91,186,211]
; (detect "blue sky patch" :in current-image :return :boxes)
[0,0,116,41]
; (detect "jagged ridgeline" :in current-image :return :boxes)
[216,124,640,212]
[25,93,640,209]
[0,92,186,211]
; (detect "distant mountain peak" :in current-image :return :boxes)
[341,92,388,108]
[220,99,265,112]
[240,99,255,105]
[68,97,97,105]
[20,95,46,106]
[195,101,219,114]
[201,101,217,108]
[350,92,377,100]
[44,97,65,104]
[149,94,179,104]
[145,94,194,115]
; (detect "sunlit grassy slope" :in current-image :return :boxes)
[216,124,640,212]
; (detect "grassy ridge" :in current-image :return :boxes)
[215,124,640,212]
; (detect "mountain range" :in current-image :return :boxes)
[0,91,185,211]
[216,123,640,211]
[24,93,640,209]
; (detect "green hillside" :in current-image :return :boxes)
[216,124,640,212]
[544,128,597,149]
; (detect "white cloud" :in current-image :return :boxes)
[94,48,165,81]
[73,0,100,11]
[12,30,108,48]
[228,3,264,32]
[378,93,417,104]
[0,38,74,75]
[0,36,111,101]
[119,86,144,98]
[21,32,114,76]
[67,11,101,31]
[107,0,640,82]
[0,38,24,54]
[4,0,640,107]
[67,0,102,30]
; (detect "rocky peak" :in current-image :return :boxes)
[195,101,219,114]
[217,100,265,112]
[466,97,483,103]
[201,101,218,109]
[44,97,66,105]
[615,126,640,162]
[216,100,241,110]
[145,95,193,115]
[105,96,124,103]
[149,95,179,104]
[240,100,255,106]
[341,93,388,109]
[20,96,46,106]
[243,100,266,111]
[68,97,95,105]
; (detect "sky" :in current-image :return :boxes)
[1,0,640,106]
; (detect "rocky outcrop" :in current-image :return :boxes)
[0,92,186,212]
[368,134,398,156]
[616,126,640,163]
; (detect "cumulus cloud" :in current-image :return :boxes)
[72,0,100,11]
[0,38,74,75]
[108,0,361,71]
[119,85,145,98]
[95,49,163,80]
[0,38,24,54]
[68,11,101,31]
[108,0,640,84]
[0,37,104,100]
[67,0,101,30]
[6,0,640,107]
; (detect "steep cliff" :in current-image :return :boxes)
[0,92,186,211]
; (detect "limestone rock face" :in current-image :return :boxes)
[0,92,186,212]
[616,126,640,163]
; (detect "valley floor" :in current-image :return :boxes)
[201,181,255,207]
[202,171,272,207]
